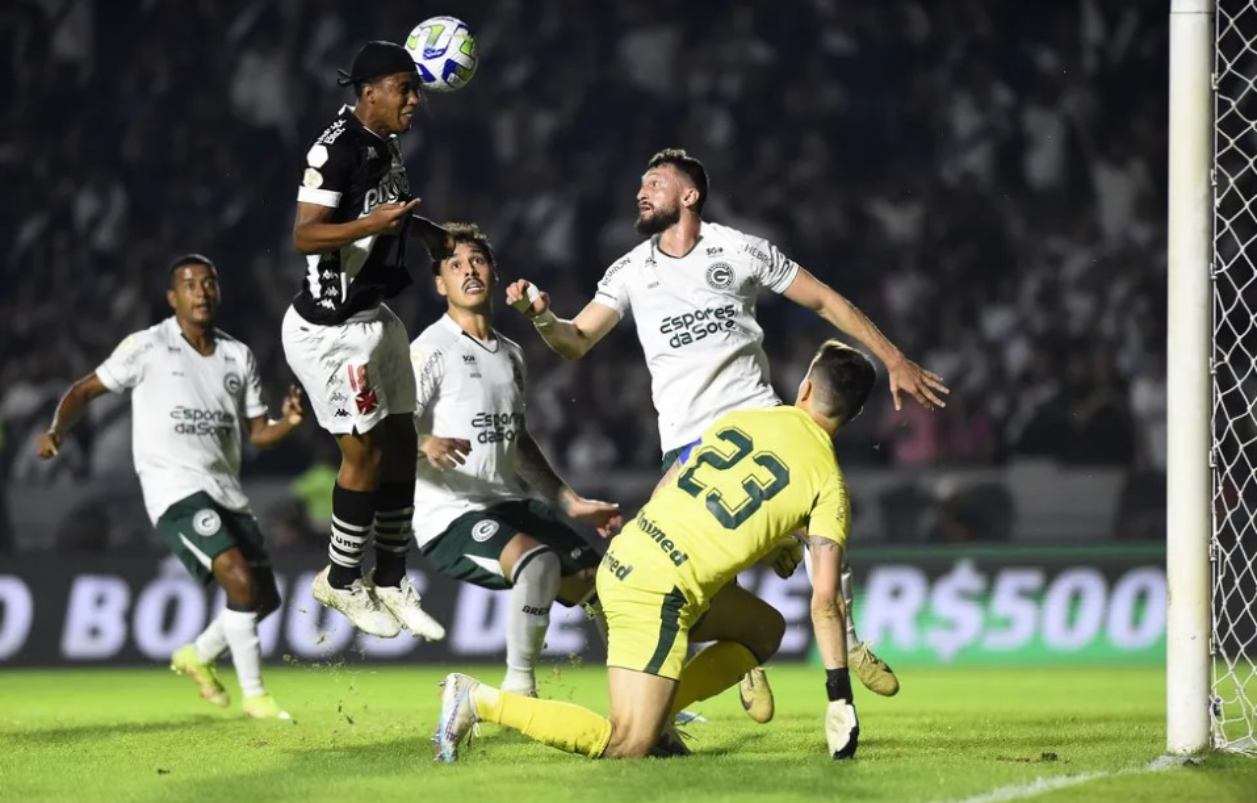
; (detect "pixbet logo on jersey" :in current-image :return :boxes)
[361,170,408,215]
[658,304,738,348]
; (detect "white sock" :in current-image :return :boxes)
[503,549,560,693]
[221,609,265,699]
[194,613,228,663]
[842,562,861,648]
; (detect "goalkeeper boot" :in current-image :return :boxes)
[738,667,775,724]
[850,642,900,697]
[243,694,292,721]
[434,673,481,763]
[371,573,446,641]
[170,644,229,708]
[312,566,401,639]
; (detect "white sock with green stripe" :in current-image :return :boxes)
[222,609,265,699]
[503,549,560,694]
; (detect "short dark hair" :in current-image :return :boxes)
[647,148,709,213]
[167,253,216,286]
[807,340,876,425]
[429,222,496,275]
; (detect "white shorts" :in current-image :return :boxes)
[281,304,416,435]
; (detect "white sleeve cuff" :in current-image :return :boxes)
[769,260,801,294]
[94,363,124,393]
[297,187,342,207]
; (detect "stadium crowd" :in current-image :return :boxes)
[1,0,1167,497]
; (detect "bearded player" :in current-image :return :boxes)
[507,148,949,718]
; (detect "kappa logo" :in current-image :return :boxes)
[705,263,734,290]
[333,408,350,417]
[329,389,348,404]
[223,373,242,394]
[471,520,499,542]
[192,508,222,537]
[366,146,379,160]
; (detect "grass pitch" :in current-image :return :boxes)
[1,663,1254,802]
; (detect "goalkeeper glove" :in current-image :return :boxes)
[770,537,804,579]
[825,668,859,760]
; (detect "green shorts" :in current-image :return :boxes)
[156,492,270,585]
[420,499,601,601]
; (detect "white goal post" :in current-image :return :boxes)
[1169,0,1257,756]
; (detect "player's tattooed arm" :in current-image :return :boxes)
[248,385,305,448]
[783,268,949,411]
[37,372,110,459]
[517,430,622,537]
[807,536,849,669]
[806,534,860,759]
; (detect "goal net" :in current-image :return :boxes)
[1212,0,1257,755]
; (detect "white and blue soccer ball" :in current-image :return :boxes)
[405,16,478,93]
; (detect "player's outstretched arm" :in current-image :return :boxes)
[783,268,950,412]
[37,373,110,458]
[292,199,421,255]
[504,280,620,361]
[809,535,859,760]
[247,385,306,449]
[516,430,622,537]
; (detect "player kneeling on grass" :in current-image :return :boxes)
[412,223,622,695]
[434,340,871,760]
[37,255,303,720]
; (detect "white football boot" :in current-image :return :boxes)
[311,566,401,638]
[371,574,446,641]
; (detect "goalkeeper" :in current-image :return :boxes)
[435,340,870,760]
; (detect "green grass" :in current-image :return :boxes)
[1,664,1254,802]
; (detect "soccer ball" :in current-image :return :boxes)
[405,16,478,93]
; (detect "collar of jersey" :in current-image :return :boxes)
[339,104,389,142]
[164,317,219,357]
[650,221,705,261]
[439,313,499,352]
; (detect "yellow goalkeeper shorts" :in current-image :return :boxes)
[596,539,704,681]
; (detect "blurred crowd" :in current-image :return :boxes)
[1,0,1168,494]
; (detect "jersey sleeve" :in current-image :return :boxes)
[241,347,269,419]
[410,339,446,420]
[297,138,355,209]
[95,331,153,392]
[806,469,851,548]
[741,233,800,294]
[593,255,633,316]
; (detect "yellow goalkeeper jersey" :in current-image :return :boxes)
[618,405,850,607]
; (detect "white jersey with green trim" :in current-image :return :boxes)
[95,317,268,524]
[409,314,530,548]
[593,221,800,452]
